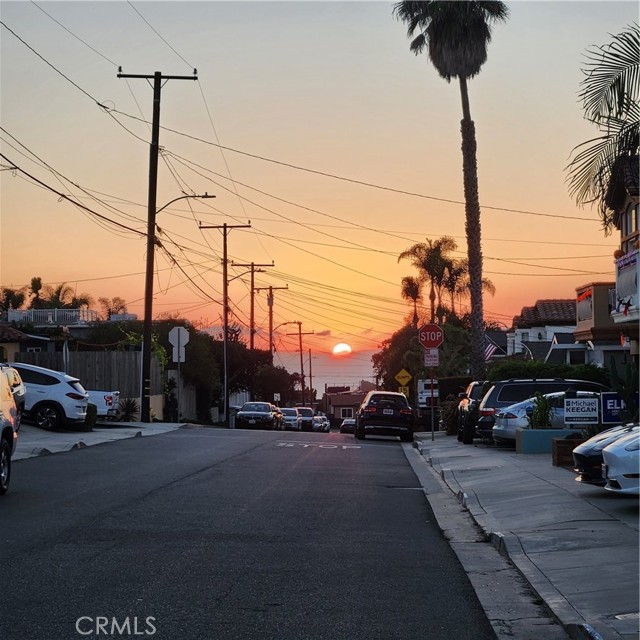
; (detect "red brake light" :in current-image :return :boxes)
[66,392,86,401]
[400,409,413,415]
[501,412,517,420]
[480,408,496,416]
[364,406,377,413]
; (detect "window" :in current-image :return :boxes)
[13,367,57,386]
[621,202,639,254]
[340,407,353,419]
[569,350,586,365]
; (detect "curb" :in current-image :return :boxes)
[412,438,612,640]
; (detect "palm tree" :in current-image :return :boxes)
[401,276,422,327]
[398,236,457,320]
[29,276,44,309]
[393,0,509,379]
[566,23,639,233]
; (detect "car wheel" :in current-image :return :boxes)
[34,403,63,430]
[0,438,11,496]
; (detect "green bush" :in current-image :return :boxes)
[527,392,553,428]
[118,398,140,422]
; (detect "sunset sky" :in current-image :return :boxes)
[0,1,635,391]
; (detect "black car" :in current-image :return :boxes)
[355,391,414,442]
[339,418,356,434]
[475,379,610,440]
[235,402,281,430]
[572,423,638,485]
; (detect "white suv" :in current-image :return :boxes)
[11,363,88,430]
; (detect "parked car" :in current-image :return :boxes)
[11,362,89,430]
[339,418,355,434]
[87,390,121,421]
[475,379,609,440]
[0,364,26,429]
[297,407,315,432]
[321,416,331,432]
[573,423,639,485]
[0,369,19,495]
[281,407,302,431]
[457,380,487,443]
[602,429,640,495]
[355,391,415,442]
[312,416,325,432]
[492,390,603,446]
[235,402,282,430]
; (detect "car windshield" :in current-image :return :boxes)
[298,408,314,417]
[240,403,270,412]
[282,409,296,416]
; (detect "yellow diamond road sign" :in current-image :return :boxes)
[395,369,412,386]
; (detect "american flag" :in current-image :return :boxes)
[484,341,498,362]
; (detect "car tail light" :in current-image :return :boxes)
[363,406,377,413]
[400,409,413,415]
[480,408,496,416]
[66,392,87,400]
[501,412,517,419]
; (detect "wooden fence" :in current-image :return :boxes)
[14,351,162,397]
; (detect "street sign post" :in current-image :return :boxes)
[418,324,444,441]
[168,326,189,421]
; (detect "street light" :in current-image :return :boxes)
[140,192,215,423]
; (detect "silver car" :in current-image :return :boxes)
[492,390,602,445]
[281,407,302,431]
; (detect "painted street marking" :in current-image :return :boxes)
[276,441,361,450]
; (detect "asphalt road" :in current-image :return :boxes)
[2,428,496,640]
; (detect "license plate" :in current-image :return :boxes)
[248,419,256,424]
[383,409,394,415]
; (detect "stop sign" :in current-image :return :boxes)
[418,323,444,349]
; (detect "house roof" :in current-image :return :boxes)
[513,299,575,328]
[328,392,366,407]
[522,340,553,361]
[0,325,33,342]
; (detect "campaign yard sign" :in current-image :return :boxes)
[564,397,599,424]
[601,391,639,424]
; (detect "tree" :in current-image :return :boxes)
[400,276,422,328]
[98,296,128,319]
[393,0,509,379]
[566,23,639,233]
[398,236,457,321]
[1,287,26,314]
[29,277,44,309]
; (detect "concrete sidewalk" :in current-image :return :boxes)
[413,431,639,640]
[13,421,186,460]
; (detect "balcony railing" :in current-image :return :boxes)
[7,308,99,324]
[613,249,639,322]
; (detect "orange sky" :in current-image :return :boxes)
[1,1,633,387]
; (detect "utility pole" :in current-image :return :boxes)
[286,322,314,406]
[231,261,274,350]
[308,348,313,407]
[199,222,251,426]
[255,285,288,358]
[117,68,197,423]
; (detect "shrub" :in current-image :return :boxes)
[118,398,140,422]
[439,394,460,436]
[527,392,553,428]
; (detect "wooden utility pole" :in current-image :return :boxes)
[199,222,251,426]
[117,69,197,423]
[255,285,288,358]
[231,261,274,349]
[286,322,314,406]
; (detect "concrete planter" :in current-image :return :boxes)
[515,428,583,454]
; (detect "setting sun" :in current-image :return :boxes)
[332,343,352,356]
